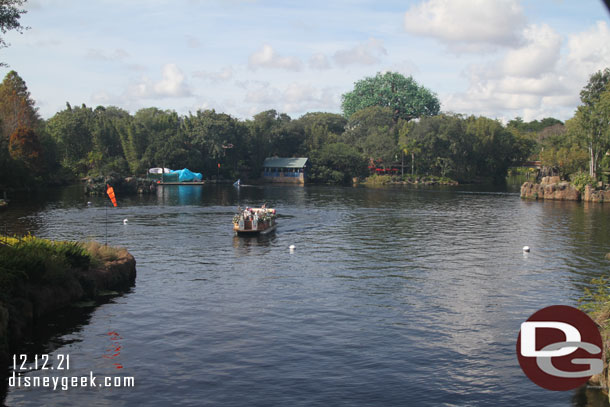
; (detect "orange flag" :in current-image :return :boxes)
[106,184,117,207]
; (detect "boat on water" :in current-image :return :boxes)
[233,206,277,236]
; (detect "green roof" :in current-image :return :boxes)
[263,157,308,168]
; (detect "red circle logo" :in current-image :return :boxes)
[516,305,603,391]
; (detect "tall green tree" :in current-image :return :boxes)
[309,142,368,184]
[46,103,94,174]
[576,68,610,178]
[295,112,346,153]
[344,106,395,163]
[183,109,246,177]
[341,72,440,122]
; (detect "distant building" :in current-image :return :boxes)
[262,157,309,184]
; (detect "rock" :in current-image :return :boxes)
[521,182,545,200]
[605,253,610,260]
[521,181,580,201]
[584,185,609,203]
[541,176,561,184]
[585,184,593,202]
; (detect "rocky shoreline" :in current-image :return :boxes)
[84,175,158,195]
[0,251,136,364]
[520,176,610,202]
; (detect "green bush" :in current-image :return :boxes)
[579,277,610,313]
[364,174,392,185]
[570,171,597,193]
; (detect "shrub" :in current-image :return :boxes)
[83,241,128,266]
[570,171,597,193]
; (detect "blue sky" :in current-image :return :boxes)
[1,0,609,122]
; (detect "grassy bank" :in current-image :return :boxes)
[0,235,135,362]
[363,174,458,186]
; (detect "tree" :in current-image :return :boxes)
[310,142,368,184]
[46,104,94,174]
[295,112,346,153]
[398,122,421,176]
[0,70,40,140]
[0,0,28,66]
[8,125,42,173]
[183,109,246,177]
[577,68,610,178]
[247,110,294,173]
[345,105,394,134]
[341,72,440,122]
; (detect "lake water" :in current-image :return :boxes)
[2,183,610,406]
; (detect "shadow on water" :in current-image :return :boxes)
[0,292,131,406]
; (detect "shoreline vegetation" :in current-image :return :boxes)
[0,236,136,364]
[362,174,458,186]
[1,68,608,195]
[0,70,567,193]
[581,278,610,397]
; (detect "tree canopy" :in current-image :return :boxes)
[341,72,440,122]
[9,67,609,188]
[0,0,28,65]
[573,68,610,178]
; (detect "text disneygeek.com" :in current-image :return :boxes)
[9,371,135,391]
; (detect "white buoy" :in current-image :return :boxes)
[87,201,92,206]
[123,218,128,225]
[523,246,530,252]
[289,244,295,253]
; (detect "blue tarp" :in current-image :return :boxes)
[171,168,203,182]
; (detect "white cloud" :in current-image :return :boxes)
[333,38,387,66]
[564,21,610,84]
[248,44,303,71]
[244,83,281,104]
[129,64,192,99]
[193,66,234,82]
[441,20,610,121]
[404,0,526,52]
[500,24,561,78]
[309,53,330,70]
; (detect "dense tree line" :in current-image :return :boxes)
[515,68,610,182]
[2,69,608,188]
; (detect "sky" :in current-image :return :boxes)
[1,0,609,122]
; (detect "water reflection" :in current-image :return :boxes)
[157,185,204,205]
[2,184,610,406]
[1,294,126,406]
[232,233,276,251]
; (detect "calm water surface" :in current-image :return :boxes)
[1,184,610,406]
